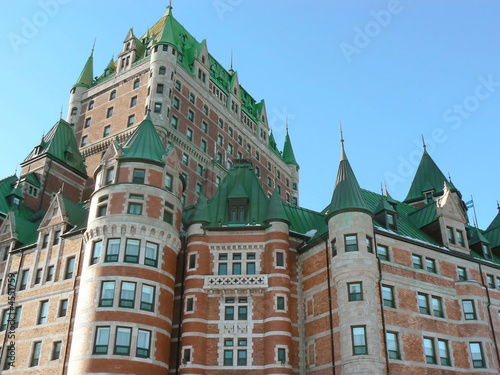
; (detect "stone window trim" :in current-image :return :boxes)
[187,252,198,271]
[212,248,261,276]
[182,346,193,365]
[275,345,288,365]
[274,250,286,269]
[377,244,390,261]
[185,295,196,314]
[275,293,287,312]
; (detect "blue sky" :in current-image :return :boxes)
[0,1,499,228]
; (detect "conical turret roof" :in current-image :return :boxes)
[487,204,500,232]
[189,188,210,224]
[120,115,167,163]
[264,188,289,224]
[327,145,370,219]
[73,50,94,89]
[269,130,281,157]
[282,130,298,166]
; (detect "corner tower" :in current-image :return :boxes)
[326,133,384,374]
[67,48,94,126]
[67,115,183,374]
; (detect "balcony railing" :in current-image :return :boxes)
[204,274,268,289]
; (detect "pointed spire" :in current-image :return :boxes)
[189,188,211,225]
[264,189,289,224]
[156,5,180,49]
[282,125,299,166]
[268,130,281,157]
[340,121,346,160]
[167,0,173,12]
[229,48,234,75]
[73,47,94,89]
[422,134,427,152]
[327,139,370,219]
[486,201,500,232]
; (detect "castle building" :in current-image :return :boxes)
[1,6,500,375]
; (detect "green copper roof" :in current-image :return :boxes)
[375,194,396,215]
[73,51,94,89]
[120,115,167,163]
[193,160,269,227]
[0,176,17,215]
[469,227,491,246]
[60,195,89,231]
[189,189,210,224]
[23,173,40,188]
[408,202,438,228]
[268,131,281,157]
[23,119,86,176]
[282,131,298,166]
[326,146,370,218]
[487,206,500,232]
[405,149,456,204]
[264,189,289,224]
[484,227,500,250]
[283,204,324,235]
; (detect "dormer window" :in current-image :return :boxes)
[424,191,433,204]
[228,198,248,224]
[447,227,455,244]
[387,213,396,230]
[482,244,492,260]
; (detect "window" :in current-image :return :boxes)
[81,135,88,147]
[412,254,423,269]
[256,167,261,177]
[145,242,158,267]
[218,119,224,129]
[183,348,191,364]
[120,282,136,308]
[447,227,455,244]
[52,341,62,360]
[203,105,209,115]
[156,84,164,94]
[106,107,113,118]
[38,301,48,324]
[432,296,443,317]
[457,230,465,246]
[164,174,173,192]
[100,281,115,307]
[348,282,363,301]
[224,344,234,366]
[59,299,68,317]
[114,327,132,355]
[188,254,196,270]
[46,265,54,281]
[246,144,251,153]
[424,337,436,364]
[457,266,467,281]
[278,347,287,363]
[277,296,286,311]
[217,134,224,146]
[103,125,111,137]
[276,251,284,267]
[88,100,94,110]
[30,341,42,367]
[85,117,91,128]
[463,300,477,320]
[216,176,221,187]
[20,270,29,290]
[238,348,247,366]
[182,153,189,165]
[267,177,272,187]
[470,342,485,368]
[202,121,208,133]
[247,253,256,274]
[352,326,367,355]
[94,326,110,354]
[159,66,166,75]
[331,239,337,257]
[137,329,151,358]
[154,103,162,113]
[133,79,140,89]
[173,97,180,109]
[110,90,116,100]
[366,237,373,253]
[35,268,42,284]
[0,310,7,331]
[124,239,140,263]
[487,274,495,289]
[382,285,395,307]
[217,152,223,163]
[426,258,436,273]
[141,284,155,312]
[438,339,451,366]
[128,201,143,215]
[345,235,358,252]
[188,109,194,122]
[91,240,102,264]
[52,230,61,245]
[187,128,193,141]
[228,143,233,155]
[387,213,396,230]
[225,298,234,320]
[386,332,400,359]
[105,238,120,262]
[186,297,194,312]
[483,243,492,259]
[377,245,389,261]
[418,293,429,315]
[42,234,49,248]
[190,93,195,103]
[65,257,75,279]
[196,183,201,195]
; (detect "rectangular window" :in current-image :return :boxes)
[438,339,450,366]
[154,103,162,113]
[30,341,42,367]
[94,326,110,354]
[106,107,113,118]
[120,282,136,308]
[173,97,180,109]
[100,281,115,307]
[424,337,436,364]
[132,169,145,184]
[386,332,400,359]
[366,237,373,253]
[189,93,195,103]
[352,326,367,355]
[141,284,155,312]
[42,234,49,248]
[202,121,208,133]
[187,128,193,141]
[52,341,62,360]
[53,230,61,245]
[224,349,233,366]
[418,293,430,315]
[20,270,29,290]
[470,342,485,368]
[130,96,137,108]
[81,135,88,147]
[127,202,143,215]
[463,300,477,320]
[183,348,191,363]
[188,253,196,270]
[457,266,467,281]
[65,257,75,279]
[165,174,173,192]
[114,327,132,355]
[432,296,443,317]
[225,300,234,320]
[188,109,194,122]
[14,306,21,328]
[345,234,358,252]
[186,297,194,312]
[1,310,8,331]
[238,301,248,320]
[457,230,465,247]
[124,239,140,263]
[137,329,151,358]
[277,296,286,311]
[59,299,68,317]
[487,274,495,289]
[332,239,337,257]
[182,153,189,165]
[276,252,284,267]
[278,347,287,363]
[85,117,91,128]
[348,282,363,301]
[412,254,423,269]
[105,238,120,262]
[91,240,102,264]
[238,349,247,366]
[156,84,164,94]
[128,114,135,127]
[382,285,395,307]
[201,139,207,152]
[103,125,111,137]
[38,301,48,324]
[426,258,436,273]
[46,265,54,281]
[447,227,455,244]
[145,242,158,267]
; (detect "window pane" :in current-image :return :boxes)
[100,281,115,307]
[424,338,435,364]
[115,327,132,355]
[125,239,140,263]
[106,239,120,262]
[141,284,155,311]
[137,329,151,358]
[145,242,158,267]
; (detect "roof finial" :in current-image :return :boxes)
[497,200,499,211]
[60,105,63,120]
[14,166,17,177]
[286,115,289,133]
[380,182,384,196]
[229,48,234,75]
[422,134,426,151]
[340,121,344,149]
[384,181,388,196]
[167,0,173,11]
[92,37,96,56]
[448,172,452,183]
